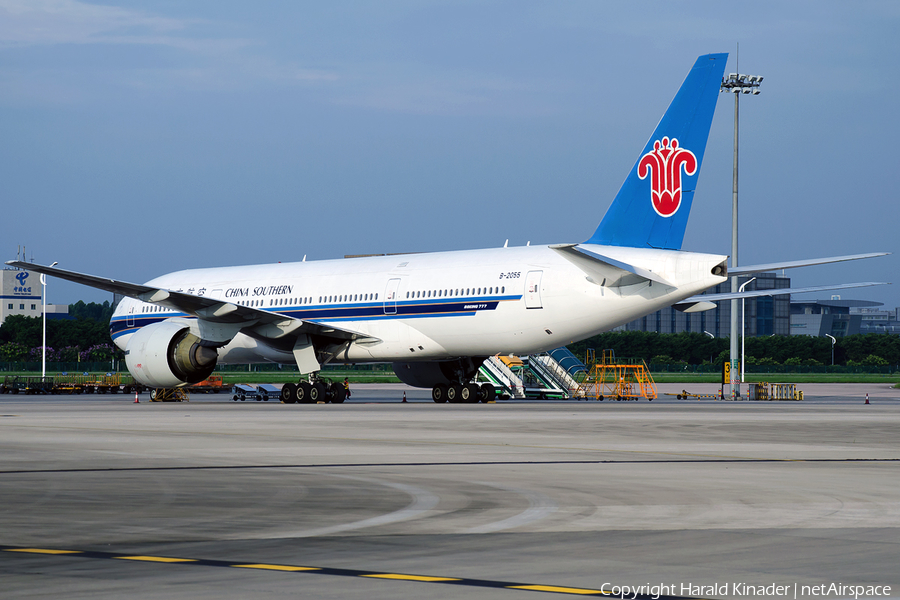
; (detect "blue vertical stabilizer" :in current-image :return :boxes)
[586,53,728,250]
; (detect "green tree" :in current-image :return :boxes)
[68,301,115,323]
[0,315,42,347]
[0,341,29,361]
[650,354,676,364]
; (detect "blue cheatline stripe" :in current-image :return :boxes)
[108,296,522,340]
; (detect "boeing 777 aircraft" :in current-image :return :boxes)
[9,53,887,403]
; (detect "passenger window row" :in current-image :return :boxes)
[138,283,508,314]
[406,286,505,299]
[316,293,379,306]
[269,297,314,307]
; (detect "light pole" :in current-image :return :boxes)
[703,330,715,367]
[825,333,836,366]
[740,277,756,385]
[40,261,58,379]
[720,71,762,399]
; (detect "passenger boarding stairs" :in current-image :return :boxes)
[480,355,527,398]
[533,348,586,396]
[478,348,587,399]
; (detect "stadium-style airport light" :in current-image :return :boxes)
[721,70,763,399]
[739,277,757,384]
[41,261,58,379]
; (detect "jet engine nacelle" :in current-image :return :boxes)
[125,320,218,387]
[392,358,486,388]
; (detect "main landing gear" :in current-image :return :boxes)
[280,375,347,405]
[432,382,495,404]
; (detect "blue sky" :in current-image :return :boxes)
[2,1,898,309]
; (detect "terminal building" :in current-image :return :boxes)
[855,305,900,335]
[790,298,900,337]
[0,267,69,326]
[789,298,873,337]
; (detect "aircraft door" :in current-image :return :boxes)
[524,270,543,309]
[384,278,401,314]
[127,303,135,327]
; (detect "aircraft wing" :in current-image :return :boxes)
[682,281,889,304]
[4,260,377,343]
[729,252,889,276]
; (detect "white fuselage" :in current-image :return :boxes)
[110,243,727,364]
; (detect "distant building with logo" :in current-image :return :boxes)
[788,297,900,337]
[0,267,69,326]
[789,298,872,337]
[854,305,900,335]
[617,272,791,337]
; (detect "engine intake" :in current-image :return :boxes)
[125,321,218,387]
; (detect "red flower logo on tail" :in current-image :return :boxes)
[638,137,697,217]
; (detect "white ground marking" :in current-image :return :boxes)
[278,474,441,538]
[465,482,558,534]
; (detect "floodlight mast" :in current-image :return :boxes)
[720,71,763,400]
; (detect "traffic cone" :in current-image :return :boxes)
[402,391,407,403]
[133,391,139,403]
[865,393,869,405]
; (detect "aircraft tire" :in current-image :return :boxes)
[330,382,346,404]
[310,382,326,403]
[295,382,312,404]
[458,385,470,402]
[463,383,480,403]
[432,385,448,403]
[447,384,463,403]
[281,383,297,404]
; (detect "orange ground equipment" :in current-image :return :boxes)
[576,349,657,401]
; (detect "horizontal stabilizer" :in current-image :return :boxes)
[730,252,889,276]
[673,301,717,313]
[684,281,889,303]
[551,244,671,287]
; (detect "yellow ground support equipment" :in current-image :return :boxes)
[498,355,525,368]
[149,388,190,402]
[747,382,802,401]
[665,389,722,400]
[79,373,125,394]
[576,349,657,401]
